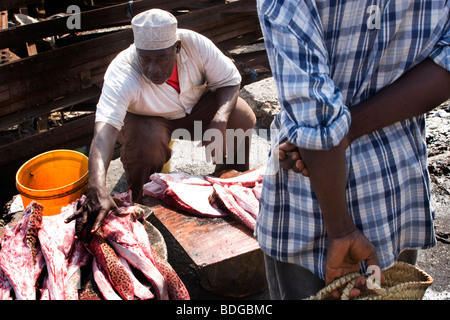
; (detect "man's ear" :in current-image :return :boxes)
[175,40,181,54]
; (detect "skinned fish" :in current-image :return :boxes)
[0,202,45,299]
[130,214,189,300]
[209,184,256,231]
[85,231,135,300]
[143,168,264,230]
[64,239,91,300]
[143,175,226,217]
[204,166,265,187]
[38,199,80,300]
[226,184,259,218]
[119,256,154,300]
[92,258,122,300]
[102,212,169,300]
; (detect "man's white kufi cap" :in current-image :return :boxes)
[132,9,179,50]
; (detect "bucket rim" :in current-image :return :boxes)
[15,149,89,194]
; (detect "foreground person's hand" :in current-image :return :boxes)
[276,140,309,176]
[325,227,384,299]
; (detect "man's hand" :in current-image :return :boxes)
[325,227,384,298]
[68,121,120,239]
[64,187,121,239]
[276,136,352,176]
[275,140,308,176]
[202,117,228,164]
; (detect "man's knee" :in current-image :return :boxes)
[120,114,172,175]
[233,97,256,130]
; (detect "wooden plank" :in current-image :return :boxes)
[153,204,258,266]
[0,28,132,82]
[0,0,40,11]
[143,197,266,297]
[0,1,257,114]
[0,30,131,118]
[0,113,95,167]
[205,16,259,44]
[0,0,201,50]
[0,85,100,131]
[0,0,264,168]
[0,11,21,66]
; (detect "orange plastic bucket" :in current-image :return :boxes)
[16,149,89,216]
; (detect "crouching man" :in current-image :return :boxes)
[65,9,256,235]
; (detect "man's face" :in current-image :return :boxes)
[137,41,180,85]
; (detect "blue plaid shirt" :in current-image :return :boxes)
[256,0,449,280]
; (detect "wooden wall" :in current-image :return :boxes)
[0,0,269,207]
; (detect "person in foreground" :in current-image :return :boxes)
[65,9,256,235]
[256,0,450,299]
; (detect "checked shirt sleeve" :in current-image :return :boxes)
[428,4,450,71]
[258,0,350,150]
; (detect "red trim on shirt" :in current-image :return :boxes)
[166,62,180,93]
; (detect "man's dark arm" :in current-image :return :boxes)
[348,58,450,143]
[281,59,450,173]
[288,58,449,292]
[202,84,240,162]
[65,122,120,235]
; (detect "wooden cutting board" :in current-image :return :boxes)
[142,196,267,298]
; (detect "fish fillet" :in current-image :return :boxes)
[102,213,169,300]
[0,202,45,299]
[64,239,91,300]
[119,256,154,300]
[226,184,259,218]
[130,216,189,300]
[38,200,79,300]
[92,258,122,300]
[85,231,135,300]
[209,184,256,231]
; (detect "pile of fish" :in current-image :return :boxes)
[143,166,264,231]
[0,191,189,300]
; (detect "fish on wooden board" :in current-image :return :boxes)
[130,213,190,300]
[204,166,265,187]
[143,167,265,231]
[209,184,256,231]
[225,184,259,218]
[143,172,226,217]
[101,212,169,300]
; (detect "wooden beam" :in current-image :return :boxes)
[0,0,40,11]
[0,113,95,167]
[0,0,201,50]
[0,85,101,131]
[0,30,132,119]
[0,10,21,65]
[0,0,264,165]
